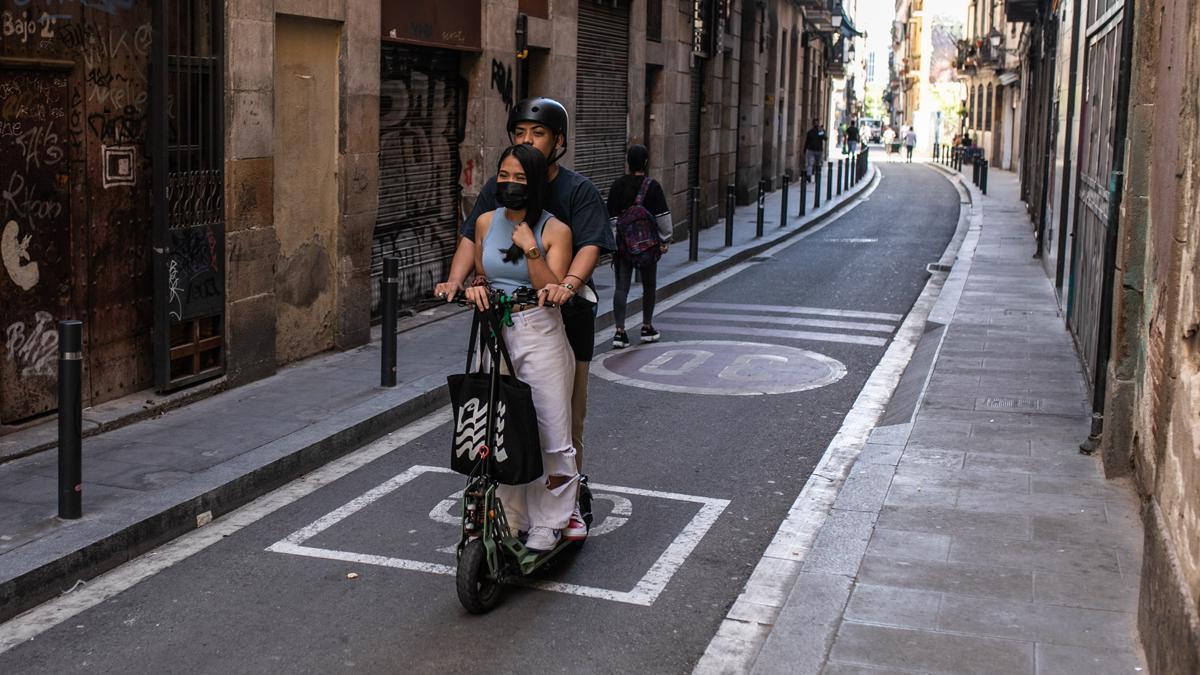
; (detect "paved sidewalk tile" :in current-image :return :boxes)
[752,167,1147,673]
[828,622,1034,675]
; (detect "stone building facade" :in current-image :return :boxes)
[376,0,842,314]
[990,0,1200,669]
[224,0,380,385]
[1,0,843,431]
[1099,0,1200,670]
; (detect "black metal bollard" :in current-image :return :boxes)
[798,168,808,217]
[813,163,823,209]
[826,161,833,202]
[58,320,82,520]
[972,157,981,185]
[755,179,766,238]
[724,183,735,247]
[837,159,845,195]
[981,159,989,195]
[381,257,398,387]
[779,171,790,227]
[689,186,701,261]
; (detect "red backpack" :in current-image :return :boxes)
[615,178,662,268]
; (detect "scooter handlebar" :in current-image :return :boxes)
[454,286,558,310]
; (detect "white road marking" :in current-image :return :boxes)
[591,340,847,396]
[651,322,889,347]
[267,465,729,607]
[591,181,878,350]
[429,489,631,538]
[588,494,633,536]
[662,310,896,333]
[682,301,904,322]
[0,407,452,655]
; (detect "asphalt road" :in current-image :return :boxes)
[0,160,960,674]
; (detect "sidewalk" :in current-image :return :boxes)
[736,165,1147,673]
[0,159,876,622]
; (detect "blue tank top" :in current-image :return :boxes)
[481,207,552,294]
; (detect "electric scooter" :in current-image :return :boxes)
[453,286,593,614]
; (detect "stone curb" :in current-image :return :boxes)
[0,167,879,625]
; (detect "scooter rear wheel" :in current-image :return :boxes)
[457,539,504,614]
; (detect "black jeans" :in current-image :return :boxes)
[612,256,657,329]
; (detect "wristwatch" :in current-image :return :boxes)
[525,246,542,260]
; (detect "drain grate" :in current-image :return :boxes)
[977,397,1045,411]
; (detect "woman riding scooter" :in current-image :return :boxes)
[462,144,579,553]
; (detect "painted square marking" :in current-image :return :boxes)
[101,145,136,188]
[266,465,729,606]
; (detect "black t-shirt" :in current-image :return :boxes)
[460,166,614,362]
[606,175,670,219]
[846,125,860,142]
[805,128,826,151]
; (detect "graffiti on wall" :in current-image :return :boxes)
[4,310,57,378]
[0,69,70,407]
[376,47,463,313]
[1,219,39,290]
[490,59,514,112]
[1,2,156,421]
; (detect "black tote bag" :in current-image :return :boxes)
[447,311,543,485]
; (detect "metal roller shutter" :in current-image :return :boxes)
[375,44,463,315]
[576,0,630,198]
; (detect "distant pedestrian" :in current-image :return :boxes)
[803,119,826,182]
[904,129,917,162]
[882,127,896,155]
[846,119,861,154]
[607,144,672,349]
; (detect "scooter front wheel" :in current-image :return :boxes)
[457,539,504,614]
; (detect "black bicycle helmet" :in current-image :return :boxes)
[507,97,569,162]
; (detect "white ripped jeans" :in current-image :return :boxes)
[494,307,579,531]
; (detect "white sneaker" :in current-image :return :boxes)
[564,505,588,541]
[525,527,560,552]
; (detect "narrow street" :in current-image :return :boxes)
[0,164,958,673]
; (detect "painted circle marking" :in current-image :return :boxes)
[592,340,847,396]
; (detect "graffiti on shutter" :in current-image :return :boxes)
[375,44,464,315]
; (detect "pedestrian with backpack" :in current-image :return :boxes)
[607,144,672,349]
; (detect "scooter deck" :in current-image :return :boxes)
[500,535,577,578]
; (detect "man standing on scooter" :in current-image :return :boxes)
[435,98,615,543]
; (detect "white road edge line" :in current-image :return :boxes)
[692,167,949,674]
[266,464,729,607]
[0,407,452,655]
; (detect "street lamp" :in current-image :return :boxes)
[988,28,1003,48]
[832,2,843,29]
[847,44,856,63]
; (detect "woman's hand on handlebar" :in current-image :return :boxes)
[540,283,574,307]
[434,280,464,303]
[463,285,491,311]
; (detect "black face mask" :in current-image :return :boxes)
[496,181,529,210]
